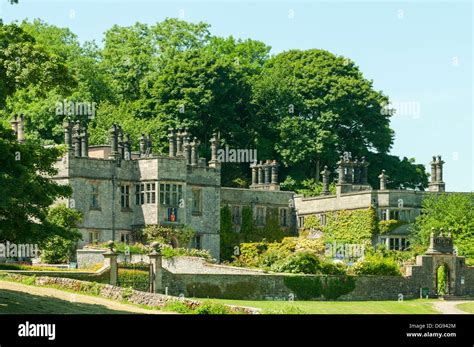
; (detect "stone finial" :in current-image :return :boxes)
[321,165,331,195]
[108,123,119,159]
[80,128,89,158]
[430,155,437,183]
[146,134,153,155]
[337,155,346,184]
[271,160,279,185]
[168,128,176,157]
[139,133,146,156]
[176,129,183,156]
[190,137,198,166]
[378,170,388,191]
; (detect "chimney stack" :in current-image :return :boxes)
[428,155,446,192]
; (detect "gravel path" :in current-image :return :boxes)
[0,281,173,314]
[432,300,472,314]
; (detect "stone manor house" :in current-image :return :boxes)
[9,115,464,261]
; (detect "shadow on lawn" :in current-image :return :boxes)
[0,289,139,314]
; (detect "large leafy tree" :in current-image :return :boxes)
[410,193,474,259]
[252,49,407,184]
[4,20,109,144]
[0,22,74,109]
[0,124,72,244]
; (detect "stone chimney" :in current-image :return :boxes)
[108,124,119,160]
[63,118,73,153]
[139,133,146,157]
[80,127,89,158]
[190,137,198,166]
[209,132,220,168]
[117,126,124,159]
[428,155,446,192]
[124,133,132,160]
[17,115,25,143]
[250,159,280,191]
[10,114,26,143]
[168,128,176,157]
[72,121,82,158]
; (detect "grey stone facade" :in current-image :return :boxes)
[294,155,468,250]
[46,122,294,261]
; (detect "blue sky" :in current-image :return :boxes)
[1,0,472,191]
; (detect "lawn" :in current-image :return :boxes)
[0,289,139,314]
[204,298,440,314]
[456,302,474,314]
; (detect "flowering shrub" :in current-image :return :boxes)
[350,254,402,276]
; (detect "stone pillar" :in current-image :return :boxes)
[436,155,444,182]
[17,115,25,143]
[63,119,73,152]
[264,161,271,184]
[80,129,89,158]
[209,133,219,167]
[360,156,369,185]
[337,156,346,184]
[149,248,163,294]
[109,124,119,160]
[103,250,118,286]
[124,134,132,160]
[251,164,258,185]
[72,122,81,158]
[183,136,191,165]
[168,128,176,157]
[258,163,264,184]
[117,127,124,159]
[139,133,146,157]
[353,157,360,184]
[271,161,279,184]
[176,129,183,156]
[430,156,437,183]
[379,170,388,191]
[190,138,197,166]
[321,165,331,195]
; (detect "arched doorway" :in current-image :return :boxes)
[436,264,450,296]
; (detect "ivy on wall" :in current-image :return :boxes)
[322,207,378,244]
[220,205,291,261]
[378,219,407,235]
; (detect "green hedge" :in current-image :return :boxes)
[117,269,150,292]
[283,275,356,300]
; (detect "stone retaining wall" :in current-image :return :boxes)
[3,274,258,314]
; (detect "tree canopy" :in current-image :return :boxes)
[410,193,474,259]
[0,123,73,244]
[0,18,429,191]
